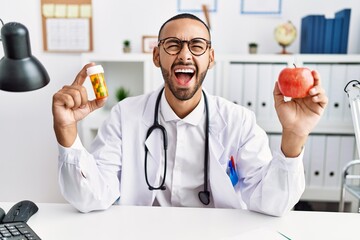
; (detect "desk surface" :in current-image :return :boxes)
[1,202,359,239]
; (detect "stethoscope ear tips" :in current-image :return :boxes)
[198,191,210,205]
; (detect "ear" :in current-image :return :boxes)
[153,47,161,68]
[208,48,215,69]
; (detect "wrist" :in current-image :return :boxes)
[281,130,308,158]
[54,123,77,147]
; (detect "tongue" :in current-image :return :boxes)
[176,73,192,85]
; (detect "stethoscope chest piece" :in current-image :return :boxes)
[198,190,210,205]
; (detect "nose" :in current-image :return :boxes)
[177,42,192,61]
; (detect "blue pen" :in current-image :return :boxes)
[228,156,238,186]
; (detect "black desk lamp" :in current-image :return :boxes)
[0,19,49,92]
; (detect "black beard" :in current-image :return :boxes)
[159,62,209,101]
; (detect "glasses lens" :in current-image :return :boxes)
[189,38,208,56]
[162,38,182,55]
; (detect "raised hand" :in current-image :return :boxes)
[273,70,328,157]
[52,63,107,147]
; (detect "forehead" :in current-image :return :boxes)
[160,18,210,40]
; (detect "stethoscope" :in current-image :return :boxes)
[144,87,211,205]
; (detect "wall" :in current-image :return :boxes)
[89,0,360,55]
[0,0,359,203]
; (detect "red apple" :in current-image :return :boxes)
[278,66,314,98]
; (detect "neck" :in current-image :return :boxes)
[164,87,202,119]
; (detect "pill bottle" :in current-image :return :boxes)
[86,65,108,99]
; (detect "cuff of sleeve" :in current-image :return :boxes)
[57,135,86,166]
[273,145,305,171]
[58,135,84,153]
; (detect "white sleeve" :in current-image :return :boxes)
[236,113,305,217]
[58,108,122,213]
[246,146,305,216]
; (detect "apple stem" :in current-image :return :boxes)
[293,63,297,68]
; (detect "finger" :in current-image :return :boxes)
[311,70,321,87]
[53,91,77,110]
[312,91,328,108]
[308,70,323,96]
[273,81,285,104]
[67,86,88,109]
[72,62,96,86]
[57,85,89,109]
[307,80,328,109]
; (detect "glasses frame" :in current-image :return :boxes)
[158,37,211,56]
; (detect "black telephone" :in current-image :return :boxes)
[0,200,41,239]
[0,207,5,222]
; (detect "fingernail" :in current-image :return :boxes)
[309,88,316,95]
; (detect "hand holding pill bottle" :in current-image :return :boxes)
[86,65,108,99]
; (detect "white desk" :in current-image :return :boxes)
[1,203,359,239]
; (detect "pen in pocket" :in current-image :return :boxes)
[227,155,238,186]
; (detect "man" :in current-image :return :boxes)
[52,13,328,216]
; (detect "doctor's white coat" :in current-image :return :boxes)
[58,87,305,216]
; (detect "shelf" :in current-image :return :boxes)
[217,54,360,64]
[260,121,355,135]
[81,53,154,62]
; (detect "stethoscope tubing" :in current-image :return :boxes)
[144,87,210,205]
[144,88,167,190]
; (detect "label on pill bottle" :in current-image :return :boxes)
[86,65,108,99]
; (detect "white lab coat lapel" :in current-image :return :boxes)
[141,87,165,204]
[144,131,163,185]
[207,96,243,208]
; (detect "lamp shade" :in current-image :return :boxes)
[0,22,50,92]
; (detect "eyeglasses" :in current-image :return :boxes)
[158,37,211,56]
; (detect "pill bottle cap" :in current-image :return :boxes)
[86,65,104,76]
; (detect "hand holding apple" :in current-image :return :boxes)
[274,69,328,158]
[278,65,314,98]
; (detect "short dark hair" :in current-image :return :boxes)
[158,13,211,40]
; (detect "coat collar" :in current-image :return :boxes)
[142,87,227,134]
[143,86,163,128]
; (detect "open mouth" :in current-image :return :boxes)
[174,68,195,86]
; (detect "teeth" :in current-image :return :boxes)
[175,69,194,73]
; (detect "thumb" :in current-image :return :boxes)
[87,97,107,112]
[273,81,285,103]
